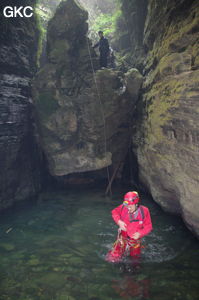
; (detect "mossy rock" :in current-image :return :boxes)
[27,258,40,266]
[0,243,15,251]
[142,69,199,143]
[49,40,70,63]
[39,272,66,289]
[35,91,59,120]
[158,52,191,78]
[32,266,47,272]
[59,253,73,259]
[57,294,76,300]
[67,256,83,265]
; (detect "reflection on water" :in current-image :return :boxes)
[111,275,150,299]
[0,186,198,300]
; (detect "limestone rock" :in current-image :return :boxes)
[34,0,143,178]
[125,68,143,97]
[0,0,42,209]
[130,0,199,236]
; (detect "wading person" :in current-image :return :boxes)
[93,31,110,68]
[106,191,152,263]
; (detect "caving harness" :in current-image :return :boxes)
[111,205,145,257]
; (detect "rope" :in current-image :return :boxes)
[86,37,111,194]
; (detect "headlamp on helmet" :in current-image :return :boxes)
[123,191,140,206]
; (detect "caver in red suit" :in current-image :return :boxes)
[106,191,152,263]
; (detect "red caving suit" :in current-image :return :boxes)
[106,204,152,262]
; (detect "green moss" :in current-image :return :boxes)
[143,5,199,145]
[0,243,15,251]
[190,43,199,68]
[35,1,60,67]
[145,69,199,145]
[35,6,46,68]
[145,4,199,75]
[145,78,182,143]
[151,52,191,84]
[91,10,122,37]
[36,91,59,120]
[159,54,178,75]
[28,258,40,266]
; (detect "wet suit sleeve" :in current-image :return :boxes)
[138,207,153,238]
[111,204,123,224]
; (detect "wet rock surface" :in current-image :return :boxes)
[34,0,142,178]
[0,0,42,209]
[121,0,199,235]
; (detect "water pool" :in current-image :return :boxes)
[0,186,198,300]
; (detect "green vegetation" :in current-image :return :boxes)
[35,0,61,67]
[36,0,60,29]
[35,12,45,68]
[91,10,122,39]
[77,0,121,42]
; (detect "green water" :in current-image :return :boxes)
[0,187,198,300]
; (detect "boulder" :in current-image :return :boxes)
[125,68,143,97]
[33,0,143,178]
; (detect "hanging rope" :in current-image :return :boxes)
[86,37,112,195]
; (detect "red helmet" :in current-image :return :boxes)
[123,191,140,206]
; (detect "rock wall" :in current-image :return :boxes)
[33,0,143,179]
[121,0,199,236]
[0,1,42,209]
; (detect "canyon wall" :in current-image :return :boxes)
[0,0,42,209]
[120,0,199,235]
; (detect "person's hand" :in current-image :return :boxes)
[118,220,127,231]
[132,232,140,240]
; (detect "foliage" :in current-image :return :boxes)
[89,10,122,44]
[91,10,121,37]
[37,0,61,11]
[35,0,61,67]
[36,0,60,29]
[35,13,45,67]
[78,0,121,42]
[79,0,118,14]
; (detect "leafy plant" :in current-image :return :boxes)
[89,9,122,43]
[93,11,121,35]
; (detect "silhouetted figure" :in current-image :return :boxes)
[93,31,110,68]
